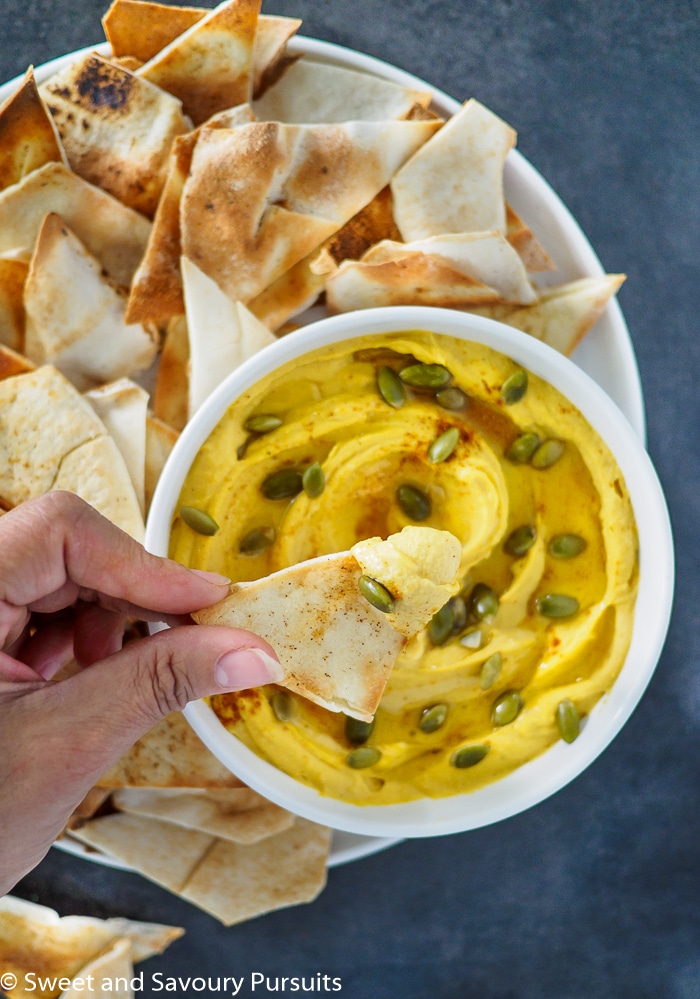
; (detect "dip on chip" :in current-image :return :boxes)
[170,330,639,805]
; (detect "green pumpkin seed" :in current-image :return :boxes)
[419,703,448,733]
[377,366,407,408]
[531,439,565,469]
[452,744,490,768]
[548,533,587,559]
[244,413,282,434]
[428,603,454,645]
[237,435,254,460]
[399,363,452,389]
[271,690,293,722]
[501,369,528,405]
[536,593,580,618]
[302,462,325,498]
[396,484,431,521]
[480,652,503,690]
[459,629,483,650]
[428,426,460,464]
[179,505,219,535]
[358,575,395,613]
[436,386,467,411]
[556,698,580,743]
[345,715,375,745]
[261,468,303,500]
[239,525,275,555]
[491,690,523,726]
[346,746,381,769]
[504,524,537,557]
[469,582,500,621]
[505,432,541,463]
[449,595,468,633]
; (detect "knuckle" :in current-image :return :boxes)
[135,639,197,720]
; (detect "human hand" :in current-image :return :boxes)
[0,491,283,895]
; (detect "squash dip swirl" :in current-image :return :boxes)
[170,330,639,805]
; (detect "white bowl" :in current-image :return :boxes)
[146,310,672,840]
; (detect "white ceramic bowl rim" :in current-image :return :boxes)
[145,306,674,839]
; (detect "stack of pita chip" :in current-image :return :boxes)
[0,895,182,999]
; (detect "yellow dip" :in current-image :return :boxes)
[170,330,639,805]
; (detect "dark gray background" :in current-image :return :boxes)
[3,1,699,997]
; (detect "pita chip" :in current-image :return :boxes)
[0,343,34,382]
[145,414,178,512]
[23,213,157,391]
[182,257,276,417]
[251,15,301,97]
[40,53,189,217]
[506,203,555,273]
[96,711,245,788]
[0,258,27,351]
[103,0,205,63]
[179,819,330,926]
[111,787,295,843]
[0,364,144,538]
[180,118,440,304]
[63,788,112,832]
[391,98,516,240]
[0,162,151,286]
[60,938,134,999]
[194,527,460,720]
[153,314,189,431]
[247,252,326,330]
[253,58,432,123]
[85,378,149,515]
[471,274,626,355]
[0,68,66,194]
[137,0,261,125]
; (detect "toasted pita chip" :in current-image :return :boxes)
[111,787,295,843]
[391,98,516,241]
[24,214,157,391]
[247,252,326,330]
[60,938,134,999]
[153,314,189,431]
[182,257,276,416]
[0,343,34,381]
[40,53,189,217]
[506,203,555,273]
[179,819,330,926]
[0,67,66,194]
[0,258,27,351]
[0,163,150,286]
[96,711,245,788]
[253,58,432,123]
[145,414,178,512]
[103,0,205,62]
[251,15,301,97]
[0,364,144,538]
[63,788,113,832]
[85,379,149,515]
[181,118,440,304]
[0,897,182,999]
[471,274,626,355]
[137,0,261,125]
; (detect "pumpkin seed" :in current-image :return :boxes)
[396,484,431,521]
[399,363,452,389]
[469,582,499,621]
[459,629,483,650]
[504,524,537,557]
[491,690,523,726]
[346,746,381,769]
[505,431,541,463]
[244,414,282,434]
[531,439,564,469]
[358,575,395,613]
[345,715,375,745]
[452,744,490,768]
[428,426,460,463]
[419,703,448,733]
[436,386,467,411]
[556,698,580,743]
[536,593,580,618]
[428,603,454,645]
[271,690,293,722]
[179,505,219,535]
[501,369,528,405]
[239,525,275,555]
[449,595,468,633]
[480,652,503,690]
[548,533,587,559]
[377,366,407,408]
[261,468,303,500]
[302,462,325,498]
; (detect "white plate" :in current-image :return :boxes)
[1,34,645,869]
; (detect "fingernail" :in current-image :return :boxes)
[215,648,284,689]
[190,569,231,585]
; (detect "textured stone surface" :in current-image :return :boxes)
[3,2,699,997]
